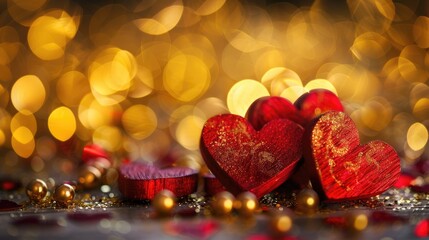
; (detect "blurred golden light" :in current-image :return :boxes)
[93,126,122,152]
[413,98,429,120]
[10,112,37,136]
[56,71,90,107]
[89,48,137,105]
[227,79,269,116]
[360,97,392,132]
[48,106,76,141]
[163,54,210,102]
[328,65,380,103]
[189,0,226,16]
[407,122,428,151]
[11,75,45,114]
[261,67,302,96]
[0,26,21,65]
[285,9,336,70]
[413,16,429,49]
[28,9,79,60]
[350,32,391,63]
[122,105,158,140]
[398,45,428,83]
[175,115,205,150]
[347,0,395,33]
[195,97,229,120]
[134,0,184,35]
[353,214,368,231]
[280,86,307,103]
[225,5,273,53]
[78,94,119,130]
[11,126,35,158]
[0,130,6,146]
[9,0,47,12]
[305,79,338,95]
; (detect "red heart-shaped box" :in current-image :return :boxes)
[303,111,400,200]
[200,114,304,198]
[118,162,198,200]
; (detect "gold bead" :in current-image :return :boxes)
[211,191,235,217]
[26,179,48,203]
[346,211,368,232]
[152,189,176,216]
[78,166,101,190]
[53,183,75,207]
[269,210,294,236]
[295,188,319,214]
[235,192,258,217]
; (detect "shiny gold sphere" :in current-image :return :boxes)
[346,211,368,232]
[78,166,101,189]
[152,189,176,216]
[26,179,48,203]
[295,188,319,214]
[211,191,235,217]
[235,192,258,217]
[53,183,75,207]
[269,210,294,236]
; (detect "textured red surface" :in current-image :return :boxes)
[303,111,400,200]
[203,173,226,196]
[246,96,303,130]
[200,114,303,198]
[118,162,198,200]
[295,89,344,125]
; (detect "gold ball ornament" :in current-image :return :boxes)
[269,210,294,236]
[235,192,258,217]
[77,166,101,190]
[295,188,319,214]
[152,189,176,216]
[211,191,235,217]
[26,179,48,203]
[53,183,75,207]
[346,211,368,232]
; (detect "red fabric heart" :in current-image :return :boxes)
[303,111,400,200]
[246,90,343,131]
[118,162,198,200]
[246,96,303,130]
[200,114,303,198]
[295,89,344,125]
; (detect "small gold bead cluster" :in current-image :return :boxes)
[26,179,75,207]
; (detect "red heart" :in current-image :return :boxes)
[303,111,400,200]
[246,96,303,130]
[118,162,198,200]
[200,114,303,198]
[295,89,344,125]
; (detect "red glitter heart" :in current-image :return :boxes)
[118,162,198,200]
[200,114,303,198]
[246,96,303,130]
[295,89,344,125]
[302,111,400,200]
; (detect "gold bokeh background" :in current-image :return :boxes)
[0,0,428,180]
